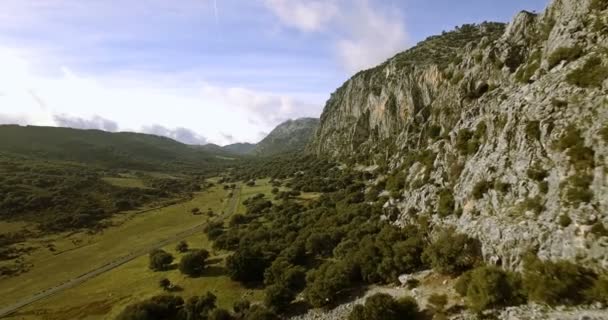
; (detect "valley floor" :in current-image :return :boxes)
[0,179,279,319]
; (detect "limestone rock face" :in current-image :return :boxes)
[309,0,608,269]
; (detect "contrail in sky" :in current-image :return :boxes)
[213,0,219,24]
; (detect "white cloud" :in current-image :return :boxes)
[263,0,338,32]
[142,125,208,145]
[263,0,409,73]
[336,1,409,72]
[53,114,119,132]
[0,46,320,146]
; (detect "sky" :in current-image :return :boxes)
[0,0,549,145]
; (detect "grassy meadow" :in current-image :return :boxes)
[0,178,278,319]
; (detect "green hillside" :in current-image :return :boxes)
[0,125,225,172]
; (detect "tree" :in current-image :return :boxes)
[243,306,278,320]
[176,240,189,253]
[159,278,171,291]
[347,293,419,320]
[184,292,217,320]
[149,249,174,271]
[305,261,354,308]
[422,229,481,275]
[456,266,524,312]
[116,295,184,320]
[179,249,210,277]
[209,308,233,320]
[264,283,296,312]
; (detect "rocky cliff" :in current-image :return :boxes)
[310,0,608,270]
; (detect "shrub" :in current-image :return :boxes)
[305,261,355,308]
[348,294,419,320]
[559,214,572,227]
[159,278,171,291]
[243,306,279,320]
[515,60,541,83]
[179,249,210,277]
[555,126,595,170]
[456,266,524,312]
[422,229,482,275]
[566,56,608,88]
[472,180,492,200]
[149,249,174,271]
[494,180,511,193]
[601,125,608,143]
[209,308,233,320]
[591,222,608,237]
[590,0,608,10]
[523,257,597,305]
[527,165,548,181]
[562,174,593,206]
[587,276,608,303]
[455,129,474,155]
[547,46,584,69]
[519,196,544,215]
[437,189,455,217]
[184,292,218,319]
[116,295,184,320]
[176,240,189,253]
[264,283,296,312]
[525,121,541,141]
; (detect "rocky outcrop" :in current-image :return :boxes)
[254,118,319,156]
[310,0,608,270]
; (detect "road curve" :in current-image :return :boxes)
[0,185,242,319]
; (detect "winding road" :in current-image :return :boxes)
[0,185,242,319]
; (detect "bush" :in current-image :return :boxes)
[601,125,608,143]
[176,240,189,253]
[116,295,184,320]
[523,257,597,305]
[591,222,608,237]
[179,249,210,277]
[566,56,608,88]
[437,189,455,217]
[348,294,419,320]
[559,214,572,227]
[519,196,544,215]
[264,283,296,312]
[184,292,217,319]
[562,174,593,206]
[525,121,541,141]
[555,126,595,171]
[472,180,492,200]
[422,229,482,275]
[527,165,548,181]
[590,0,608,11]
[456,266,524,312]
[209,308,233,320]
[455,126,484,156]
[547,46,583,69]
[159,278,171,291]
[149,249,174,271]
[243,306,279,320]
[305,261,355,308]
[587,276,608,303]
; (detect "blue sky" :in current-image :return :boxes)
[0,0,549,145]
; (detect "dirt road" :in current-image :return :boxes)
[0,185,242,319]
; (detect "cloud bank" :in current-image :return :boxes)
[263,0,409,72]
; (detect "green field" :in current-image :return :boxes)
[0,179,280,319]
